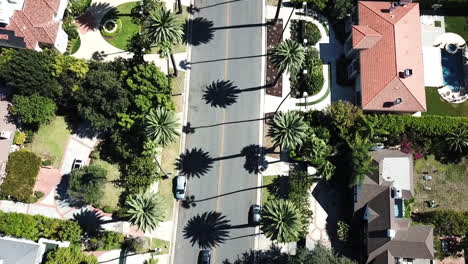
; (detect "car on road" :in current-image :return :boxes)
[175,175,187,200]
[198,249,211,264]
[72,159,83,170]
[249,204,261,225]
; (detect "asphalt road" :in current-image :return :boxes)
[173,0,263,263]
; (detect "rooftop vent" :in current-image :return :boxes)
[387,229,396,239]
[395,98,403,105]
[400,68,413,78]
[399,0,412,6]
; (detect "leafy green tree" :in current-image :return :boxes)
[144,107,180,147]
[0,49,62,99]
[446,129,468,153]
[261,199,303,243]
[68,165,107,205]
[124,192,165,232]
[326,100,363,138]
[45,246,98,264]
[413,210,468,236]
[10,95,56,127]
[270,39,306,84]
[120,156,160,194]
[67,0,92,17]
[329,0,354,19]
[75,61,130,131]
[291,0,330,11]
[287,170,314,232]
[119,63,173,129]
[131,0,163,24]
[143,6,184,76]
[346,134,375,186]
[127,33,152,63]
[269,111,308,150]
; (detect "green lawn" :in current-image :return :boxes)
[424,87,468,117]
[413,155,468,212]
[93,159,123,211]
[28,116,71,168]
[158,136,180,220]
[262,175,278,204]
[150,238,170,254]
[445,16,468,42]
[101,2,139,50]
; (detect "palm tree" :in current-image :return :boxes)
[268,111,308,150]
[144,107,180,147]
[272,0,283,24]
[270,39,305,85]
[124,192,165,232]
[347,134,376,186]
[144,6,184,76]
[447,129,468,153]
[261,199,303,243]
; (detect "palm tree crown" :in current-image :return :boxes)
[261,199,303,243]
[447,129,468,153]
[268,111,308,150]
[145,107,180,147]
[124,192,165,232]
[270,39,306,75]
[144,7,184,45]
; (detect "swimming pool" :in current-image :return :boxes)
[441,49,465,92]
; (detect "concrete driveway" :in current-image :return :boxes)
[60,134,99,175]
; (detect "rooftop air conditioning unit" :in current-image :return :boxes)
[400,68,413,78]
[395,98,403,105]
[387,229,396,239]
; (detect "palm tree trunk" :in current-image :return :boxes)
[273,0,283,24]
[170,53,178,77]
[177,0,183,14]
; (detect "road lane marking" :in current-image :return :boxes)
[213,1,231,262]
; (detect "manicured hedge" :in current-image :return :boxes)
[0,211,82,243]
[291,48,324,96]
[367,114,468,137]
[0,150,41,202]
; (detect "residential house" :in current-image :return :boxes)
[344,1,426,114]
[0,236,70,264]
[0,0,69,53]
[353,150,434,264]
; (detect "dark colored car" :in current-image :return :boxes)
[198,249,211,264]
[249,204,261,225]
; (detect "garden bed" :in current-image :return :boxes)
[266,19,283,97]
[100,2,139,50]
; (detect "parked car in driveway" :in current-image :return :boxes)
[174,175,187,200]
[249,204,261,225]
[198,249,211,264]
[72,159,83,170]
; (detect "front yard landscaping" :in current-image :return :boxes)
[92,159,123,212]
[101,2,139,50]
[413,155,468,213]
[28,116,71,168]
[425,87,468,117]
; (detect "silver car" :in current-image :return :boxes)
[175,176,187,200]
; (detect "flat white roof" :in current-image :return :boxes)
[382,157,411,191]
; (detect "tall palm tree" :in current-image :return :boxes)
[144,107,180,147]
[270,39,305,85]
[347,134,376,186]
[261,199,303,243]
[447,129,468,153]
[124,192,165,232]
[268,111,308,150]
[144,6,184,76]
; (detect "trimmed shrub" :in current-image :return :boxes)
[0,211,82,243]
[291,48,324,96]
[290,20,322,46]
[123,236,149,253]
[87,231,124,251]
[0,151,41,202]
[67,0,92,17]
[44,246,98,264]
[337,220,350,242]
[42,159,53,166]
[367,115,468,138]
[13,131,26,145]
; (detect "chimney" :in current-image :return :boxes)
[387,229,396,239]
[389,2,398,12]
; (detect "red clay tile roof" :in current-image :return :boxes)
[356,1,426,112]
[2,0,62,49]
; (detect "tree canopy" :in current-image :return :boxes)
[68,165,107,205]
[10,95,56,128]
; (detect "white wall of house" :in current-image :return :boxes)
[55,0,68,20]
[0,0,25,25]
[54,24,68,53]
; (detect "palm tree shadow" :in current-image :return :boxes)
[72,209,106,236]
[241,144,268,174]
[176,148,214,178]
[186,17,215,46]
[202,80,240,108]
[183,211,231,249]
[76,2,118,31]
